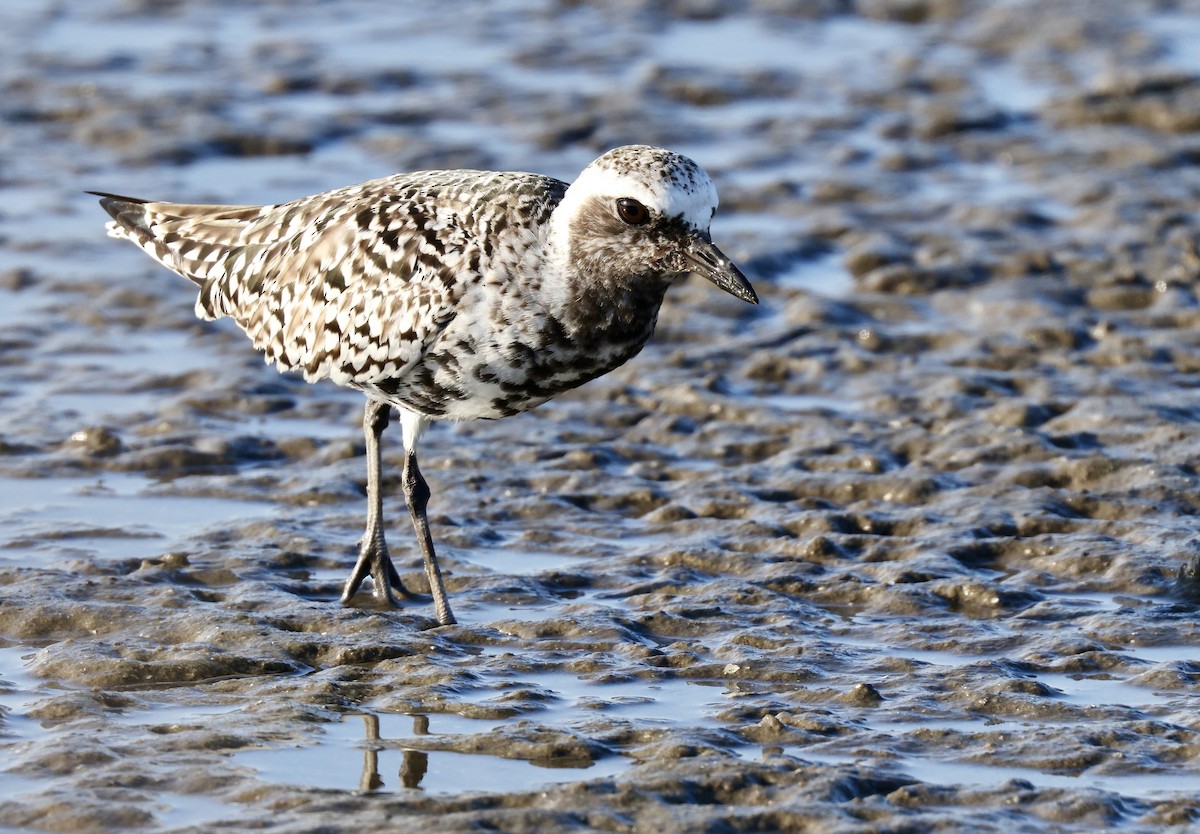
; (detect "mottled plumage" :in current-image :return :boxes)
[95,145,756,625]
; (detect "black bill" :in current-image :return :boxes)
[684,236,758,304]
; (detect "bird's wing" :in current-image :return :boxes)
[96,171,564,387]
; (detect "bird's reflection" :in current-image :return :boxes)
[357,713,431,792]
[401,714,430,788]
[358,714,384,792]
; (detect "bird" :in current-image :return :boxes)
[92,145,757,626]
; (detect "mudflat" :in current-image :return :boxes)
[1,1,1198,831]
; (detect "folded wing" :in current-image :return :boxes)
[95,176,481,387]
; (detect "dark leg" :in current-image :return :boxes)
[341,398,411,605]
[402,451,456,625]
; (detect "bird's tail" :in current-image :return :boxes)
[90,191,272,290]
[91,191,154,244]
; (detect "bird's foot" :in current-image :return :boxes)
[340,541,414,607]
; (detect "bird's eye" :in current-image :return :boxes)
[616,198,650,226]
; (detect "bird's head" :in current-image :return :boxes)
[554,145,757,304]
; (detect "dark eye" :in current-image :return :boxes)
[616,198,650,226]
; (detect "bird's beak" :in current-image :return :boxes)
[684,235,758,304]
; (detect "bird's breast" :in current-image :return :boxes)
[369,274,665,421]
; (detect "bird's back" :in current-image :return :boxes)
[98,170,567,393]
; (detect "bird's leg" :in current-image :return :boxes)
[341,398,411,605]
[402,450,456,626]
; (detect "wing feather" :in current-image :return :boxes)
[95,171,564,389]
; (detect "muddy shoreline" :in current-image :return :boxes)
[2,1,1200,831]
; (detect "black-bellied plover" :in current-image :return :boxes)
[93,145,757,626]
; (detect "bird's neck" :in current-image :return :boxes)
[541,220,666,336]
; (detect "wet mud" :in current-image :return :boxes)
[2,0,1200,831]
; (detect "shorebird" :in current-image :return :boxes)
[93,145,757,626]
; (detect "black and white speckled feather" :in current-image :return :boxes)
[97,146,754,423]
[95,145,755,623]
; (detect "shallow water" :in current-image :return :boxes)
[0,474,272,561]
[3,0,1200,832]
